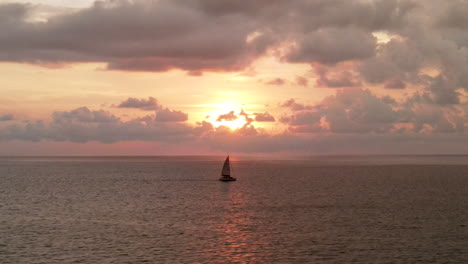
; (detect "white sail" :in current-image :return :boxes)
[221,155,230,176]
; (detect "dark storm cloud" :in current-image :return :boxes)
[116,97,161,111]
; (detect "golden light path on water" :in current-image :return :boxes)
[202,183,264,263]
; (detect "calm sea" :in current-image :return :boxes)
[0,156,467,263]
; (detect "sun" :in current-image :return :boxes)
[208,102,247,130]
[214,117,247,130]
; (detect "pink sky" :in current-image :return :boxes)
[0,0,467,155]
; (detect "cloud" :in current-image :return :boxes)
[187,70,203,76]
[280,99,315,111]
[282,89,398,133]
[427,75,460,105]
[0,0,463,109]
[52,107,119,124]
[358,38,424,84]
[281,87,466,135]
[0,1,272,72]
[265,77,286,86]
[2,0,468,154]
[295,76,308,87]
[155,108,188,122]
[285,27,377,65]
[384,78,406,89]
[0,92,466,154]
[116,97,161,111]
[0,107,195,143]
[315,65,361,88]
[0,3,29,24]
[0,114,13,121]
[436,1,468,30]
[116,97,188,121]
[254,112,275,122]
[410,103,464,133]
[0,0,415,74]
[216,111,238,121]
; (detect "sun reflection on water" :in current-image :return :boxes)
[201,182,266,263]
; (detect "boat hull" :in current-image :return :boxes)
[219,177,236,181]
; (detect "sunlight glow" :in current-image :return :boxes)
[207,102,248,130]
[214,118,248,130]
[372,31,397,44]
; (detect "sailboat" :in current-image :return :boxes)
[219,155,236,181]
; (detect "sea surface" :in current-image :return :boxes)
[0,156,467,263]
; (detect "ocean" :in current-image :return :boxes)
[0,156,467,263]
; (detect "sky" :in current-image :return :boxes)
[0,0,467,155]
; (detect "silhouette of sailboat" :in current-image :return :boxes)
[219,155,236,181]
